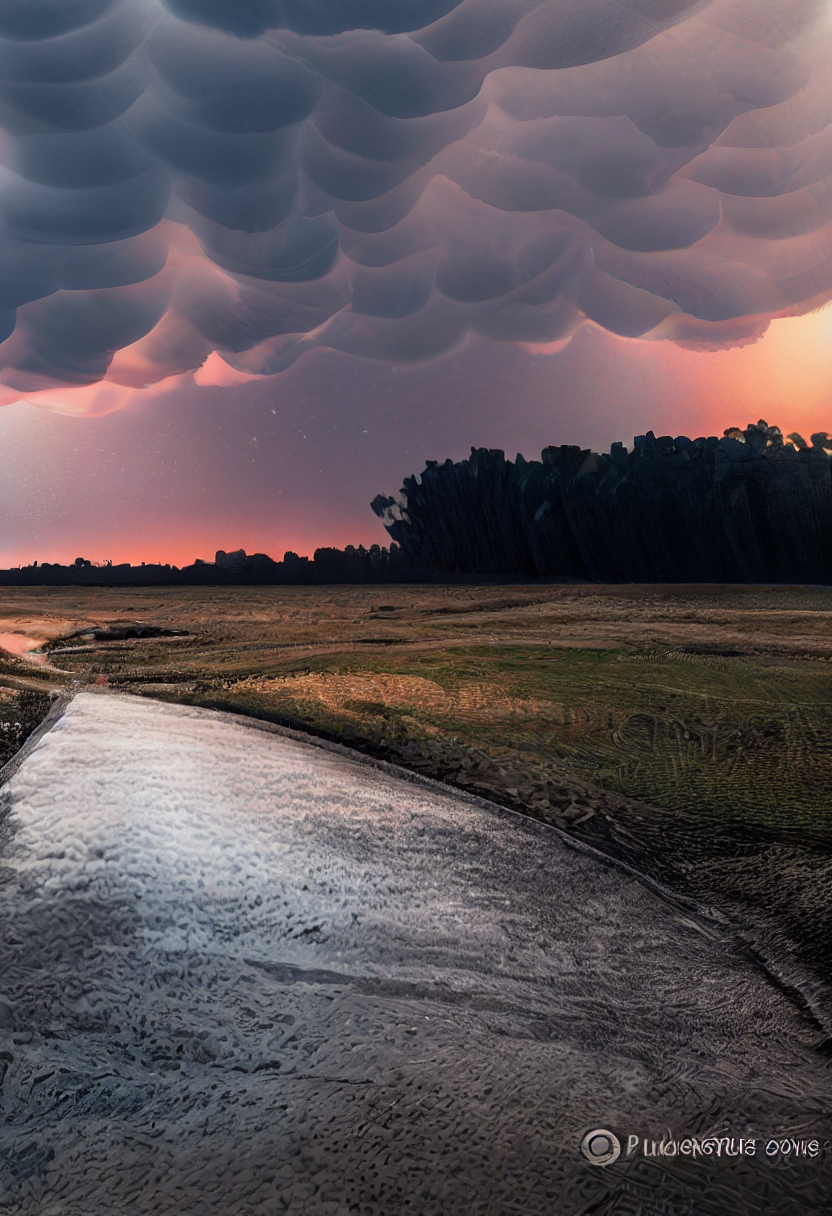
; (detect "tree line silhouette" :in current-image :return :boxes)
[2,420,828,585]
[371,421,831,583]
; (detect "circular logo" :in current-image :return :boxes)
[579,1129,621,1166]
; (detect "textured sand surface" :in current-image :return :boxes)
[0,693,828,1215]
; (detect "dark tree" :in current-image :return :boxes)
[372,422,832,584]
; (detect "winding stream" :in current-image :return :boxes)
[0,693,827,1214]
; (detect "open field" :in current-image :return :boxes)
[1,582,830,1020]
[2,583,829,828]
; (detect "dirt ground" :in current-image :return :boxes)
[1,581,829,660]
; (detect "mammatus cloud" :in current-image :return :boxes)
[0,0,829,412]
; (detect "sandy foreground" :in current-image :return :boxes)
[0,693,828,1215]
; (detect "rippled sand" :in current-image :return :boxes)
[0,693,827,1215]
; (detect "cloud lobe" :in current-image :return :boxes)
[0,0,829,410]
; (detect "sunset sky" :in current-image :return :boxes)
[0,0,829,567]
[0,302,828,568]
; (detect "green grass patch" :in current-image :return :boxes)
[198,645,831,837]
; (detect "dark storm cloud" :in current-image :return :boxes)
[0,0,829,403]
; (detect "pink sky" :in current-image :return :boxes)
[0,304,829,568]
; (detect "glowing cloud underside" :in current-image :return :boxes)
[0,0,830,414]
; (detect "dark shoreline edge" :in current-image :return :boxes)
[0,692,69,789]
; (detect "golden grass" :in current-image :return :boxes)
[0,582,828,835]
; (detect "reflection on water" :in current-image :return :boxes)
[0,632,48,664]
[0,693,828,1215]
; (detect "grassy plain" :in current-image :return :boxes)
[3,583,827,825]
[1,582,830,1003]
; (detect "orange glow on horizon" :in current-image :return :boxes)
[633,303,832,442]
[0,527,391,573]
